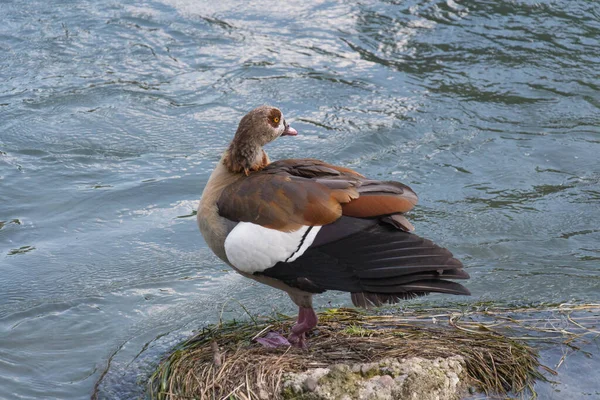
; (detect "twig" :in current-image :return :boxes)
[211,341,222,368]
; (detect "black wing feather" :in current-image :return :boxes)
[258,216,469,306]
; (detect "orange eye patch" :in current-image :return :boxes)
[273,117,280,123]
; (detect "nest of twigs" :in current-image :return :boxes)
[147,303,600,400]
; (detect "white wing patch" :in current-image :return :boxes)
[224,223,321,274]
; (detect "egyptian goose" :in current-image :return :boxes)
[197,106,470,348]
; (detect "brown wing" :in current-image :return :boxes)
[342,180,418,218]
[217,159,418,231]
[217,173,359,231]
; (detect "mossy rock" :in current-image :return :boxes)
[282,356,466,400]
[146,304,600,400]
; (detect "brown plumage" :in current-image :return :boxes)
[217,159,418,232]
[222,106,284,175]
[197,105,470,349]
[217,166,356,231]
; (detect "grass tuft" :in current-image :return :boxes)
[147,303,599,400]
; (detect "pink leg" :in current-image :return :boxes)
[288,307,318,349]
[255,331,291,348]
[255,307,318,349]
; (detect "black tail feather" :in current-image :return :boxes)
[261,217,471,303]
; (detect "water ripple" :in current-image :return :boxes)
[1,0,599,398]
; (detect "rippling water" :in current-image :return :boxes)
[1,0,599,398]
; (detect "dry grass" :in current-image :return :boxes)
[147,303,600,400]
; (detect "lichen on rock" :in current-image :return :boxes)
[282,356,466,400]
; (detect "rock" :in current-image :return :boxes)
[359,363,379,377]
[282,356,466,400]
[304,376,318,392]
[379,375,394,387]
[283,368,329,396]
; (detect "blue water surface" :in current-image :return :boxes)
[1,0,599,398]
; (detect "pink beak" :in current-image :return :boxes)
[282,125,298,136]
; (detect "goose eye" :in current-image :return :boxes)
[273,116,280,124]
